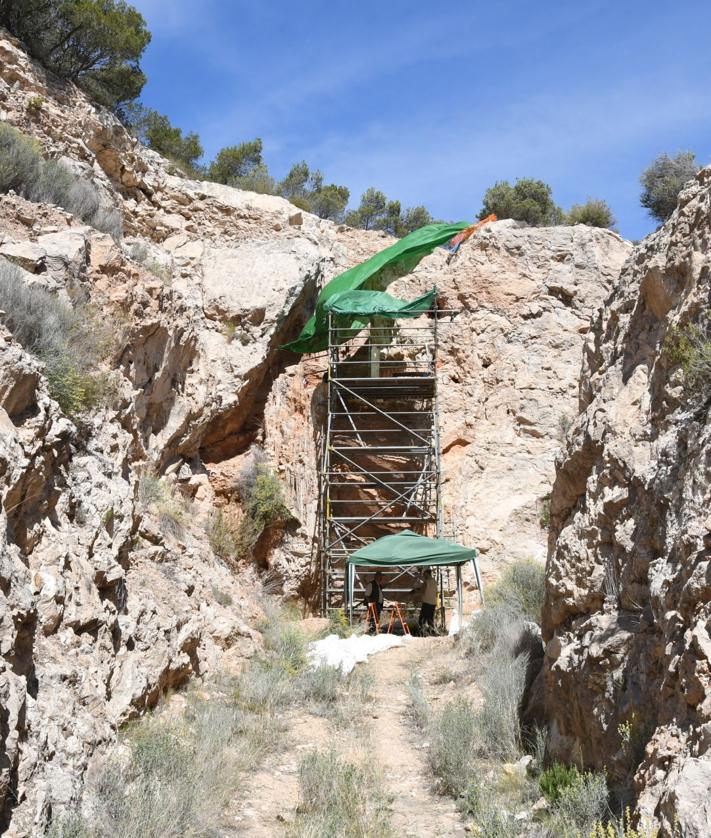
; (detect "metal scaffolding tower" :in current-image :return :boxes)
[319,305,445,617]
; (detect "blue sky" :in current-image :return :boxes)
[131,0,711,240]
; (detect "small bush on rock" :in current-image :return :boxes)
[540,762,581,804]
[663,316,711,393]
[640,151,699,223]
[547,771,609,837]
[137,472,185,537]
[479,178,563,226]
[0,124,122,237]
[206,509,240,560]
[0,260,115,414]
[487,558,546,623]
[234,448,292,559]
[565,198,615,229]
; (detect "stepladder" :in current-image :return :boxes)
[363,602,381,634]
[386,603,411,635]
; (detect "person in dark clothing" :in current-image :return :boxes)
[364,571,384,633]
[417,568,437,635]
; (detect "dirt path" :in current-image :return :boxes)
[227,636,465,836]
[227,715,331,836]
[365,637,466,838]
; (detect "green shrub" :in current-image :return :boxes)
[78,690,284,838]
[333,667,374,728]
[640,151,699,223]
[590,808,663,838]
[26,95,44,116]
[291,747,392,838]
[0,124,122,237]
[210,584,233,607]
[548,771,609,837]
[460,779,511,836]
[45,812,92,838]
[298,665,341,709]
[540,763,581,804]
[206,509,239,560]
[565,198,615,229]
[123,104,203,172]
[0,260,115,414]
[487,559,546,623]
[428,697,478,797]
[233,658,293,714]
[663,317,711,392]
[207,139,266,186]
[406,672,430,729]
[478,650,528,759]
[262,619,308,675]
[539,494,551,530]
[277,161,350,221]
[479,178,563,226]
[234,449,292,559]
[326,608,352,638]
[459,603,524,658]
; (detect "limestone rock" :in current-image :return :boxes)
[543,165,711,836]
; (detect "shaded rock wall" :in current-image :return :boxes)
[543,166,711,836]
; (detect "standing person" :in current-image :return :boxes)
[418,568,437,635]
[364,571,384,633]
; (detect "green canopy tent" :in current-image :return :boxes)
[282,222,467,354]
[323,288,436,319]
[346,530,484,628]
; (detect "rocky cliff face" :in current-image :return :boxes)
[265,224,632,596]
[543,165,711,836]
[0,27,636,835]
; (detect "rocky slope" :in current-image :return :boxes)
[543,165,711,836]
[0,26,635,834]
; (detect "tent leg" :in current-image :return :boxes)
[347,564,356,625]
[456,564,463,626]
[471,557,484,605]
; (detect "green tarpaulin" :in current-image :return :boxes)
[282,222,467,354]
[324,288,436,318]
[347,530,477,567]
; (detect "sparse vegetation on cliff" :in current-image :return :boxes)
[663,315,711,392]
[0,123,122,237]
[234,449,292,560]
[0,259,115,414]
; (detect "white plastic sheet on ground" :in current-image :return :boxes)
[308,632,411,675]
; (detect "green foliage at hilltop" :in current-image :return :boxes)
[277,161,350,221]
[345,187,434,235]
[479,177,563,226]
[640,151,699,223]
[0,0,151,107]
[565,198,615,229]
[122,104,203,172]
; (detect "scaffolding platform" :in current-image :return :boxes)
[319,311,446,618]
